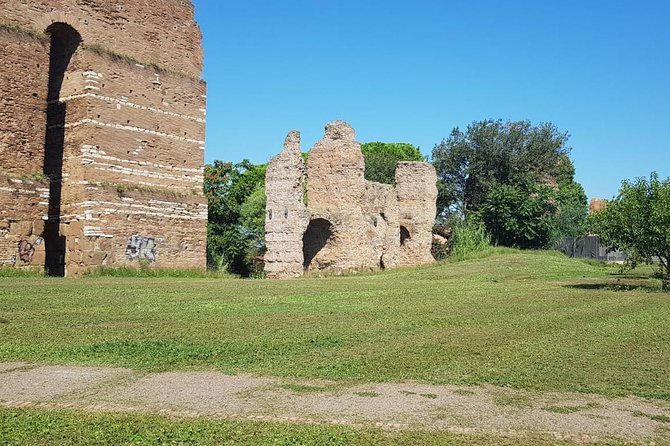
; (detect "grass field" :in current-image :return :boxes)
[1,249,668,400]
[0,408,632,446]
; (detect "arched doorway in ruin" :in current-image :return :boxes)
[400,225,411,247]
[302,218,334,270]
[43,22,81,277]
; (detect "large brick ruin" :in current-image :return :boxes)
[0,1,207,276]
[265,121,438,279]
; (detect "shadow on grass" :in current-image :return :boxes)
[564,281,661,293]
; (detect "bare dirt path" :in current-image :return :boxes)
[1,362,669,443]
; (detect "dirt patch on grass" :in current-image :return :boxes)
[1,363,669,443]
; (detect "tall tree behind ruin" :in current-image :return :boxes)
[431,120,587,248]
[205,160,267,275]
[361,143,425,185]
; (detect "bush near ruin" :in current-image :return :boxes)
[431,120,587,249]
[590,172,670,290]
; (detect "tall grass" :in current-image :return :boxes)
[448,223,493,261]
[85,264,234,279]
[0,267,45,278]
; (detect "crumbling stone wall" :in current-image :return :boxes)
[264,131,309,279]
[1,0,206,276]
[265,121,437,278]
[396,162,439,266]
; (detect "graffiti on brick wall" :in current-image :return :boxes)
[125,235,157,263]
[18,240,35,263]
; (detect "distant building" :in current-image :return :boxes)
[589,198,608,214]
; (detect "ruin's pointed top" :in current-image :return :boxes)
[283,130,301,154]
[325,121,355,141]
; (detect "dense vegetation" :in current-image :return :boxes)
[204,160,267,276]
[431,120,588,249]
[360,142,424,184]
[590,172,670,289]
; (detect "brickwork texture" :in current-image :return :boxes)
[1,0,207,276]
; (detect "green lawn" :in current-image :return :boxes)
[0,408,630,446]
[1,250,669,399]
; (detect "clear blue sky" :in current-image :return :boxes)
[193,0,669,200]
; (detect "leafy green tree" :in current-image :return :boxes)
[551,155,588,239]
[239,184,267,248]
[590,173,670,290]
[361,142,424,184]
[431,120,570,217]
[431,120,586,248]
[204,160,266,275]
[481,178,557,248]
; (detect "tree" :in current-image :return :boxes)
[551,155,588,239]
[431,119,586,248]
[204,160,267,275]
[239,184,267,250]
[361,142,424,184]
[481,177,557,248]
[432,120,571,216]
[590,173,670,290]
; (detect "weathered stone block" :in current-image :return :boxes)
[9,221,33,237]
[89,251,108,266]
[32,219,45,236]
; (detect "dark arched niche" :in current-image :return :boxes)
[43,23,81,277]
[400,225,411,247]
[302,218,333,270]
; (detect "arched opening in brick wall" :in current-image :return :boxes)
[302,218,333,270]
[43,22,81,277]
[400,225,411,247]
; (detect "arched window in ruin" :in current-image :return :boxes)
[43,22,81,277]
[400,225,411,247]
[302,218,333,270]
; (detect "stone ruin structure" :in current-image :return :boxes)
[265,121,438,279]
[0,1,207,276]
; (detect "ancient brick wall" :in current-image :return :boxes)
[305,122,377,271]
[0,0,203,78]
[0,173,49,269]
[0,28,51,269]
[265,121,437,278]
[396,162,438,267]
[264,131,309,279]
[0,29,50,175]
[589,198,607,214]
[1,0,206,276]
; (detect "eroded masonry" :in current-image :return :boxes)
[265,121,438,279]
[1,1,207,276]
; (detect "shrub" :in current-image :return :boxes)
[448,222,492,261]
